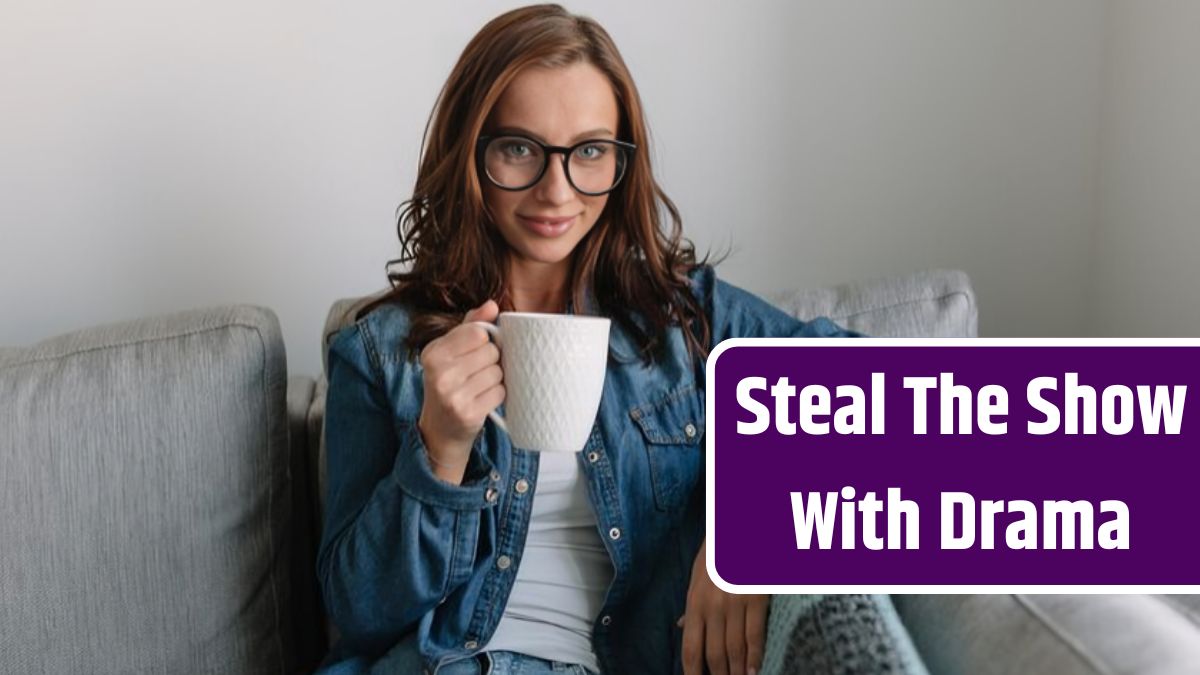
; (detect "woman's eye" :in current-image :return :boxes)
[502,142,532,158]
[575,143,608,160]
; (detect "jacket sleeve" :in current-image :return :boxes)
[690,265,862,345]
[316,321,497,655]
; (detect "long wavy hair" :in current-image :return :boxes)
[356,4,711,364]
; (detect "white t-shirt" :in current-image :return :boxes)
[483,451,614,671]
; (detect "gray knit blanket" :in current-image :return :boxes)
[761,595,931,675]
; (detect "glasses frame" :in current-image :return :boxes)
[476,134,638,196]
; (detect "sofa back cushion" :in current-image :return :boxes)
[768,268,978,338]
[0,306,293,674]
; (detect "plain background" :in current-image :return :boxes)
[2,1,1196,377]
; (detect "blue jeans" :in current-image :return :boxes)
[318,632,599,675]
[437,651,597,675]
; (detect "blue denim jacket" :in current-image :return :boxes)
[317,266,856,674]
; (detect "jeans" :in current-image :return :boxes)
[438,651,597,675]
[323,632,599,675]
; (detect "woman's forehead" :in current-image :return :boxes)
[489,62,619,143]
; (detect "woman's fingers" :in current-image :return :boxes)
[681,611,704,675]
[462,363,504,399]
[705,611,729,675]
[725,602,748,675]
[463,299,499,325]
[453,342,501,384]
[475,383,506,414]
[746,597,768,675]
[435,321,492,359]
[429,299,500,361]
[677,539,769,675]
[425,334,499,400]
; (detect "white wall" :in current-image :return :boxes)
[1087,0,1200,336]
[0,1,1120,376]
[623,1,1105,342]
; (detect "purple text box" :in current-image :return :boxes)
[706,339,1200,592]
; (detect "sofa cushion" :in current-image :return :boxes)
[0,306,293,674]
[893,594,1200,675]
[769,268,978,338]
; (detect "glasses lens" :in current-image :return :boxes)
[484,137,545,189]
[568,141,626,195]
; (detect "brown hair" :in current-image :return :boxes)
[357,3,711,363]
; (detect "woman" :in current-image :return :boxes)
[316,5,863,674]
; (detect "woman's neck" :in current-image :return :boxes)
[508,258,570,313]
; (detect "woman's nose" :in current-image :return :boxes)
[533,155,575,205]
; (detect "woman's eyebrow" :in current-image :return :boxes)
[492,126,616,143]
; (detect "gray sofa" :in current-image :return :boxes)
[3,269,1198,674]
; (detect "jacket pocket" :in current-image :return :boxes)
[630,384,705,512]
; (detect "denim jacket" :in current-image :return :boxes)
[316,266,856,674]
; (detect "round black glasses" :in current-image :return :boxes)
[476,135,637,196]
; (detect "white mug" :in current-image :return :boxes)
[472,312,610,453]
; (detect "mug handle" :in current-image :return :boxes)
[469,321,508,434]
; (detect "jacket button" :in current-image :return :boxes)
[684,423,697,439]
[497,554,512,570]
[515,478,530,494]
[600,614,612,626]
[587,451,600,463]
[490,469,501,482]
[608,527,621,540]
[464,640,478,650]
[485,488,498,503]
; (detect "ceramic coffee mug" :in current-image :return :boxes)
[472,312,610,452]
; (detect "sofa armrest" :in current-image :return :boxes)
[894,594,1200,675]
[1,305,295,673]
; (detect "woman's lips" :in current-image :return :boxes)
[517,214,576,238]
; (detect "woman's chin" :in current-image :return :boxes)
[510,242,577,267]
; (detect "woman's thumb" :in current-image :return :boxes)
[463,300,499,324]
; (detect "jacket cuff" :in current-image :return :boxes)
[392,422,499,511]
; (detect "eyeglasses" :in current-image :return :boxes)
[476,135,637,196]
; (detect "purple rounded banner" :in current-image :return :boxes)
[705,339,1200,592]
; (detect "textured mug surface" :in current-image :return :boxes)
[483,312,610,452]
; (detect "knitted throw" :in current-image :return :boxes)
[760,595,931,675]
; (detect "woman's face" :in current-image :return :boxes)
[482,62,620,272]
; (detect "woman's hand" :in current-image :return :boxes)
[417,300,505,483]
[679,539,769,675]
